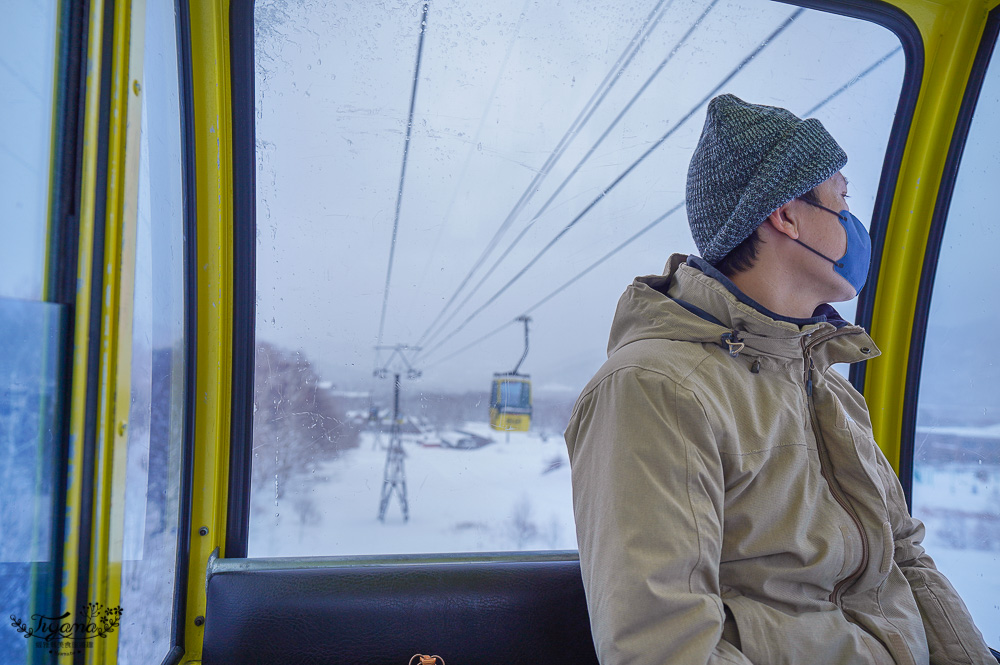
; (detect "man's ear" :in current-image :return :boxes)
[764,202,800,240]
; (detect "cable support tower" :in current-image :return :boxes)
[374,344,422,523]
[418,0,720,352]
[420,43,902,368]
[375,1,430,353]
[418,8,805,362]
[415,0,677,349]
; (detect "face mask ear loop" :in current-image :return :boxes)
[794,197,847,268]
[792,237,845,269]
[799,197,842,219]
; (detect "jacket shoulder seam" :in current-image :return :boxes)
[578,344,718,405]
[576,363,684,404]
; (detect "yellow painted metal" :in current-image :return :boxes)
[35,0,1000,662]
[490,377,532,431]
[184,0,235,660]
[862,0,994,472]
[60,1,109,661]
[85,0,146,661]
[490,410,531,432]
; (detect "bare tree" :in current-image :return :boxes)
[252,341,358,502]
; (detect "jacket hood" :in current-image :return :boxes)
[607,253,879,370]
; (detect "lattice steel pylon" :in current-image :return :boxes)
[378,372,409,522]
[374,346,421,522]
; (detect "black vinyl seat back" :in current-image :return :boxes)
[202,554,599,665]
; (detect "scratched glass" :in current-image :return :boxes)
[0,300,66,665]
[0,0,58,301]
[0,2,63,664]
[250,0,904,557]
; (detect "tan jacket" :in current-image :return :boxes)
[565,255,993,665]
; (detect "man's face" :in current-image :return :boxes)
[792,171,858,301]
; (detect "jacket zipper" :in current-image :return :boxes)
[802,328,870,604]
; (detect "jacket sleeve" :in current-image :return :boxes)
[875,453,996,665]
[564,365,750,665]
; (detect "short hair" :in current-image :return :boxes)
[797,187,822,207]
[714,185,821,277]
[715,228,762,277]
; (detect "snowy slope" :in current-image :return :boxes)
[248,422,577,556]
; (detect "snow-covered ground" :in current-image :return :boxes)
[247,426,999,649]
[248,422,577,556]
[912,463,1000,647]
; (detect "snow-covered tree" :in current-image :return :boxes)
[252,341,358,502]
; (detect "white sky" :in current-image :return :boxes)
[0,0,58,301]
[4,0,994,405]
[254,0,910,398]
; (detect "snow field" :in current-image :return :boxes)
[912,463,1000,646]
[248,422,578,556]
[246,428,999,649]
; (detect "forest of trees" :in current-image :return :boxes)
[252,341,359,502]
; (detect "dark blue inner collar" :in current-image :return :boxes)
[685,255,849,328]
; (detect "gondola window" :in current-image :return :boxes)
[911,29,1000,650]
[250,0,906,557]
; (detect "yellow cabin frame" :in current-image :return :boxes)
[10,0,1000,661]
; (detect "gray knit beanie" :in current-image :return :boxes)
[686,94,848,265]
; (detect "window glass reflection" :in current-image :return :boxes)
[0,2,62,663]
[0,0,58,301]
[250,0,904,557]
[0,299,66,665]
[498,382,530,410]
[116,0,187,662]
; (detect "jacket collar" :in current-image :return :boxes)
[683,255,850,328]
[610,253,879,369]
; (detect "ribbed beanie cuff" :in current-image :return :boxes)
[686,94,848,265]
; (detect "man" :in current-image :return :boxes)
[564,94,994,664]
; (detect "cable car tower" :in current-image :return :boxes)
[490,316,532,432]
[374,345,421,522]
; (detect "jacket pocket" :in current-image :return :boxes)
[723,595,889,665]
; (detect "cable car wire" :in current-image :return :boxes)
[420,41,904,367]
[414,0,677,348]
[418,8,805,362]
[416,0,532,288]
[419,0,720,351]
[375,1,431,351]
[803,46,902,117]
[422,200,686,368]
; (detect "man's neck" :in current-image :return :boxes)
[728,263,823,319]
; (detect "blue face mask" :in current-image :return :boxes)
[793,201,872,296]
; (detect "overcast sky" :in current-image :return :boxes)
[252,0,913,399]
[0,0,57,302]
[0,0,994,414]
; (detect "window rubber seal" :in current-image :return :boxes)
[48,0,91,643]
[159,0,200,662]
[226,0,257,558]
